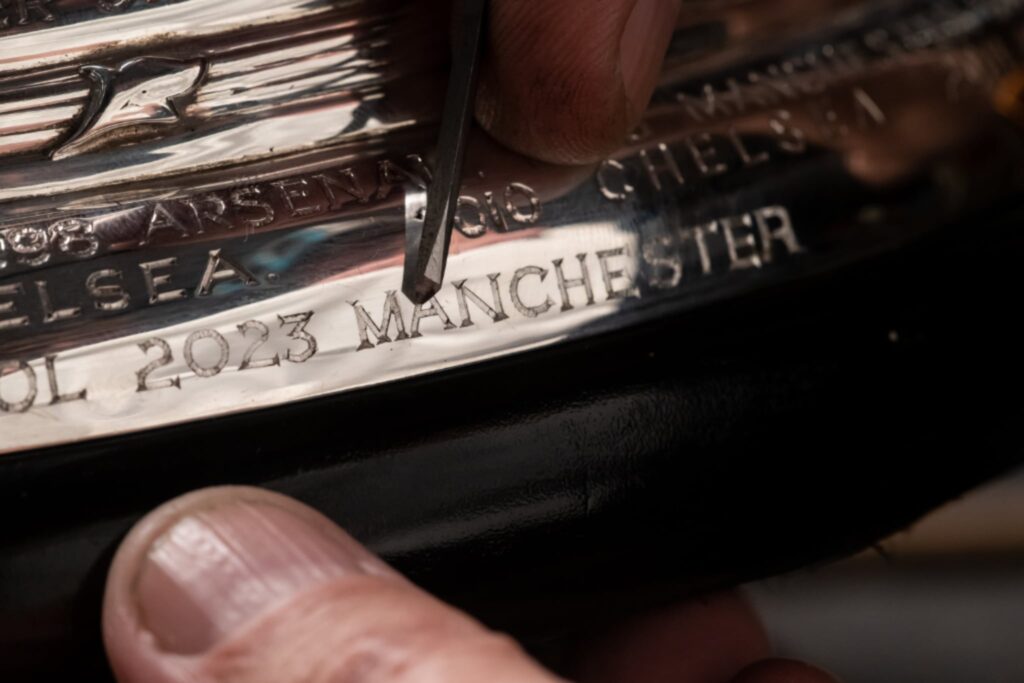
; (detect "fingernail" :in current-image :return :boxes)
[620,0,680,122]
[133,496,391,655]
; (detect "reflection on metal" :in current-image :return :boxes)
[1,0,1024,452]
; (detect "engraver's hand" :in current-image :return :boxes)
[102,487,838,683]
[476,0,680,164]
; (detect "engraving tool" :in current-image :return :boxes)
[402,0,487,305]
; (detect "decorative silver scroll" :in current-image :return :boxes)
[2,0,1024,452]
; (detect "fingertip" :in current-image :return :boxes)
[102,486,394,682]
[573,592,771,683]
[733,658,843,683]
[102,486,561,683]
[479,0,679,164]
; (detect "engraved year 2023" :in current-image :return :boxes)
[0,310,317,413]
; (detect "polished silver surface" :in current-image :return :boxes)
[2,0,1023,452]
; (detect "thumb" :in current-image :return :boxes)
[103,486,562,683]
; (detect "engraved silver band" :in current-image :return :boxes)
[2,0,1024,452]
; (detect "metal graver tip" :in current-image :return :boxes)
[401,0,487,305]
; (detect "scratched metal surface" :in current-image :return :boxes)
[2,0,1024,451]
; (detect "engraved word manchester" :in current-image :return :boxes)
[0,205,805,415]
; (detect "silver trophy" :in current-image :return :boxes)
[1,0,1023,451]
